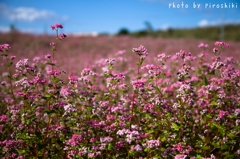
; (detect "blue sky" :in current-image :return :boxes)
[0,0,239,35]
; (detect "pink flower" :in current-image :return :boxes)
[0,115,8,121]
[68,76,78,84]
[55,23,63,29]
[3,44,10,50]
[67,134,83,146]
[45,54,51,59]
[59,33,67,40]
[145,140,161,148]
[60,86,71,97]
[217,110,228,120]
[134,144,142,152]
[50,25,55,30]
[51,23,63,30]
[115,50,126,56]
[50,42,56,46]
[157,53,171,62]
[174,142,184,152]
[213,47,218,53]
[132,79,146,89]
[132,45,148,60]
[10,56,16,60]
[48,69,62,76]
[214,41,230,48]
[0,43,11,52]
[174,154,187,159]
[198,42,209,49]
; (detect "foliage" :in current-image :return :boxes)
[131,24,240,42]
[117,28,130,36]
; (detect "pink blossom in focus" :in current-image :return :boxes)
[132,45,148,60]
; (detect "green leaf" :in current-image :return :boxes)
[52,77,61,83]
[45,109,56,115]
[209,70,215,75]
[212,122,225,134]
[202,145,211,150]
[227,133,235,138]
[237,62,240,67]
[172,123,179,131]
[203,75,209,85]
[228,115,236,119]
[17,149,26,155]
[46,62,55,66]
[0,53,8,57]
[221,144,230,150]
[206,114,212,118]
[138,59,144,66]
[6,61,13,67]
[45,93,52,98]
[153,86,161,94]
[7,75,15,81]
[196,68,202,74]
[210,101,218,106]
[161,137,166,142]
[128,150,135,156]
[211,141,220,148]
[107,143,113,150]
[109,65,113,70]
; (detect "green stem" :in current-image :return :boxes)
[5,56,16,101]
[42,102,51,159]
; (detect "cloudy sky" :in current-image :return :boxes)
[0,0,239,34]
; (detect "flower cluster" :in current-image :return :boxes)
[0,44,10,52]
[51,23,63,30]
[214,41,230,48]
[132,45,148,60]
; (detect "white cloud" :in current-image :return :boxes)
[0,3,67,22]
[198,19,209,27]
[11,7,55,21]
[159,24,169,30]
[198,19,240,28]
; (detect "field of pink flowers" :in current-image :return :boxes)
[0,24,240,159]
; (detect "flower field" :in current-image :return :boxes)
[0,24,240,159]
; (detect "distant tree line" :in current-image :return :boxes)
[117,24,240,41]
